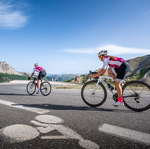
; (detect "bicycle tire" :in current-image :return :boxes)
[123,81,150,112]
[81,80,107,107]
[40,81,52,96]
[26,82,36,95]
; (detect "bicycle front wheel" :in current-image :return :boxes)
[40,81,52,96]
[26,82,36,95]
[123,81,150,112]
[81,80,107,107]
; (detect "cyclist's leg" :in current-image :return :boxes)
[41,71,46,80]
[114,64,126,105]
[108,68,116,79]
[37,79,41,88]
[114,62,131,106]
[114,80,124,106]
[40,71,46,84]
[115,81,123,101]
[37,72,42,94]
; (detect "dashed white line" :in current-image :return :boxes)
[99,123,150,145]
[0,99,50,114]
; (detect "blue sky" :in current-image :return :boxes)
[0,0,150,74]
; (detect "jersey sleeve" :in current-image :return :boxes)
[102,58,109,70]
[32,68,36,74]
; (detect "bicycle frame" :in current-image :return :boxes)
[93,75,115,94]
[94,76,139,99]
[32,77,43,86]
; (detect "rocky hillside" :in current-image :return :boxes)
[127,54,150,83]
[0,61,29,83]
[46,74,78,82]
[71,54,150,84]
[128,54,150,73]
[0,61,21,75]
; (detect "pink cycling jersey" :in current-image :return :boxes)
[102,57,126,69]
[33,66,45,73]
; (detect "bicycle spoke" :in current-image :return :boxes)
[40,82,51,96]
[26,82,36,95]
[123,81,150,111]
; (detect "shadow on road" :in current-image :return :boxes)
[0,93,30,96]
[12,103,134,113]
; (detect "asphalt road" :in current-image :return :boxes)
[0,82,150,149]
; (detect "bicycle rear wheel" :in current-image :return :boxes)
[81,80,107,107]
[26,82,36,95]
[40,81,52,96]
[123,81,150,112]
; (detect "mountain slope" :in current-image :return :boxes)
[127,54,150,76]
[0,61,21,75]
[0,61,28,83]
[127,54,150,83]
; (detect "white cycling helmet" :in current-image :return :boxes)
[34,63,38,66]
[98,50,107,57]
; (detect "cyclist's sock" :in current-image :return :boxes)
[36,88,40,94]
[118,97,123,103]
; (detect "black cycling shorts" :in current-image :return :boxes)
[38,71,46,80]
[114,62,131,82]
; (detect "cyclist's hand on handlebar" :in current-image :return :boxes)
[90,74,96,78]
[89,71,98,78]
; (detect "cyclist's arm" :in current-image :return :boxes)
[29,73,34,79]
[29,68,36,79]
[90,69,107,78]
[90,58,108,78]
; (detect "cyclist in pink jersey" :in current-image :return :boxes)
[90,50,131,107]
[28,63,46,94]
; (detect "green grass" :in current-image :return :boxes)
[0,73,28,83]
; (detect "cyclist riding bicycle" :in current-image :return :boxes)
[90,50,131,107]
[28,63,46,94]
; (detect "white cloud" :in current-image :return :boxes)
[0,1,28,29]
[62,45,150,55]
[141,10,150,18]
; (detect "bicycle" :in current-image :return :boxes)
[81,71,150,112]
[26,77,52,96]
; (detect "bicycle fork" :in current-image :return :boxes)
[92,78,101,94]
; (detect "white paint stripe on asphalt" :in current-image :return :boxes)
[0,99,50,114]
[99,123,150,145]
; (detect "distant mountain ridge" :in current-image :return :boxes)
[46,74,78,82]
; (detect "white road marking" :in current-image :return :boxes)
[2,124,39,142]
[41,136,68,139]
[36,115,64,124]
[0,99,50,114]
[1,114,100,149]
[99,123,150,145]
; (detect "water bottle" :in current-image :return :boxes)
[107,83,114,91]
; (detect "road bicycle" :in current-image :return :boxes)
[26,77,52,96]
[81,71,150,112]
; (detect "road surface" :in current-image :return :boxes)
[0,81,150,149]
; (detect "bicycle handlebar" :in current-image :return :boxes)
[89,71,98,75]
[28,76,37,80]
